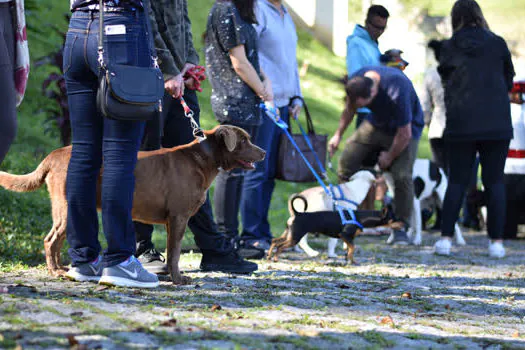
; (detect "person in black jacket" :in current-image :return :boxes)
[434,0,515,258]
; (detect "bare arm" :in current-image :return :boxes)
[229,45,270,101]
[328,97,356,156]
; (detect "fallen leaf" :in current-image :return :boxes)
[67,335,79,346]
[0,334,4,342]
[445,304,450,310]
[163,311,170,316]
[0,286,8,293]
[380,316,395,327]
[404,274,411,279]
[14,345,23,350]
[505,272,513,277]
[160,318,178,327]
[211,304,222,312]
[337,284,350,289]
[194,284,201,289]
[512,331,520,338]
[402,292,412,299]
[70,312,83,317]
[94,285,109,292]
[297,329,320,337]
[14,333,23,340]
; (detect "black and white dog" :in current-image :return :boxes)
[383,159,465,246]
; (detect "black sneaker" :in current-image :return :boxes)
[200,250,258,274]
[387,228,410,245]
[237,240,266,260]
[136,248,169,275]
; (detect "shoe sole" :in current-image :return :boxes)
[200,265,257,274]
[434,249,451,256]
[65,271,100,283]
[237,250,265,260]
[99,276,159,288]
[143,266,170,275]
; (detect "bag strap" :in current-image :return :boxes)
[97,0,158,69]
[289,96,315,135]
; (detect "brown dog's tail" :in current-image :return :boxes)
[0,153,54,192]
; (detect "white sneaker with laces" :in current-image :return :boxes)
[434,238,452,256]
[488,241,506,258]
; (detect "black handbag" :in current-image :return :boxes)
[96,0,164,121]
[276,96,328,183]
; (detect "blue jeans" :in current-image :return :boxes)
[213,124,258,238]
[240,106,289,243]
[135,89,233,256]
[64,9,150,267]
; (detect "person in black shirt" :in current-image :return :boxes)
[434,0,515,258]
[205,0,273,256]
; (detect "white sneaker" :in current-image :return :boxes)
[488,241,506,258]
[434,238,452,256]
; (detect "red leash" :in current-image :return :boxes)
[183,66,206,92]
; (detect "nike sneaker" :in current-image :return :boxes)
[99,256,159,288]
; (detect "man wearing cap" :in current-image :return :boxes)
[346,4,389,128]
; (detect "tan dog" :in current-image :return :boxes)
[0,125,265,285]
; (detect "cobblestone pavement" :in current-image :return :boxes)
[1,230,524,349]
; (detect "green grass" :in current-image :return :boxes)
[0,0,452,268]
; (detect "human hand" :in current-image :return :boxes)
[181,63,196,77]
[258,85,273,102]
[378,151,393,170]
[289,104,301,119]
[165,74,184,99]
[184,77,197,90]
[328,134,341,157]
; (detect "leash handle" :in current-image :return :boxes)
[180,97,206,142]
[183,65,206,92]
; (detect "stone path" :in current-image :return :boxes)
[1,230,524,349]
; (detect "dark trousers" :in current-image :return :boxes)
[441,139,510,240]
[338,120,419,225]
[135,89,232,256]
[429,138,446,171]
[214,123,258,238]
[504,174,525,239]
[64,10,149,266]
[240,106,289,243]
[0,6,17,164]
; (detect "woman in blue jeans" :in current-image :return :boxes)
[64,0,158,288]
[435,0,514,258]
[205,0,273,249]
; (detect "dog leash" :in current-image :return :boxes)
[183,65,206,92]
[180,97,206,142]
[260,104,362,228]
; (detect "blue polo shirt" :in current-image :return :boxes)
[351,66,424,139]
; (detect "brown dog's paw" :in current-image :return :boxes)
[49,267,69,277]
[171,274,192,285]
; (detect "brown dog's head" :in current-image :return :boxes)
[208,125,266,171]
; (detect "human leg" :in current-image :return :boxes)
[241,106,289,246]
[0,6,16,164]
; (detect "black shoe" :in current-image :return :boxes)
[387,228,410,245]
[200,250,258,274]
[136,248,169,275]
[237,243,266,260]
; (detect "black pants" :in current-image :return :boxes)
[441,139,510,240]
[429,138,446,171]
[135,89,232,256]
[504,174,525,239]
[0,5,17,164]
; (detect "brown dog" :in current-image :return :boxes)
[0,125,265,284]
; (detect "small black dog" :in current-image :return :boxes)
[268,195,400,263]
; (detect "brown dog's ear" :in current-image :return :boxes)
[217,126,238,152]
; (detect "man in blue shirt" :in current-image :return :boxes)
[346,5,389,128]
[329,66,424,245]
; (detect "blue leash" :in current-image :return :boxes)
[261,104,363,228]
